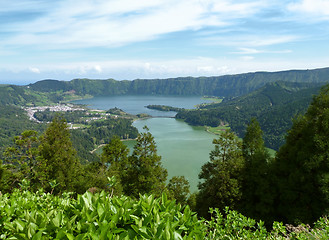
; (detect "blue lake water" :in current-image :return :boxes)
[72,95,211,117]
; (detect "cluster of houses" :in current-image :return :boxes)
[24,104,85,123]
[24,104,118,129]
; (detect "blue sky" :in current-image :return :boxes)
[1,0,329,84]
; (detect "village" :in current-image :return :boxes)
[23,104,113,128]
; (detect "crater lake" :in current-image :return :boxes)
[73,95,216,191]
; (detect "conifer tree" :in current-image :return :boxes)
[167,176,190,205]
[197,129,244,217]
[101,135,129,194]
[3,130,39,185]
[122,126,167,198]
[240,118,273,222]
[101,135,129,173]
[37,115,80,193]
[274,84,329,224]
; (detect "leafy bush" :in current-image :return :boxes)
[0,190,204,239]
[1,189,329,239]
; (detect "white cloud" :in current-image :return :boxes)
[288,0,329,18]
[202,35,299,48]
[197,66,215,73]
[2,56,329,84]
[1,0,328,84]
[240,56,255,61]
[232,47,292,54]
[1,0,268,49]
[15,57,297,79]
[244,35,300,47]
[29,67,41,74]
[94,65,102,73]
[211,0,267,16]
[233,48,263,54]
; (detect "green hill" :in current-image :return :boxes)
[176,81,327,150]
[0,84,64,106]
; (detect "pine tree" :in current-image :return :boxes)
[3,130,39,185]
[167,176,190,205]
[122,126,167,198]
[240,118,273,222]
[274,84,329,224]
[101,135,130,194]
[37,115,81,193]
[197,129,244,217]
[101,135,129,173]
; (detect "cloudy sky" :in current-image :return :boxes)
[1,0,329,84]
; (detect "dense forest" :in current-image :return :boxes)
[1,84,329,238]
[0,105,46,157]
[176,81,325,150]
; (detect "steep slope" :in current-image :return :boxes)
[176,81,327,149]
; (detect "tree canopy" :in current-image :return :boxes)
[274,85,329,224]
[122,126,168,198]
[197,130,244,217]
[37,115,81,193]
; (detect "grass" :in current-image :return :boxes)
[206,125,231,134]
[70,123,89,129]
[196,97,223,108]
[202,96,223,103]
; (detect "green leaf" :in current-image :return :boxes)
[99,224,111,239]
[174,231,183,240]
[65,232,75,240]
[162,193,167,204]
[16,219,25,232]
[97,203,105,218]
[27,222,38,238]
[32,230,44,240]
[165,227,171,240]
[52,212,62,228]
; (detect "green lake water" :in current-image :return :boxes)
[132,118,214,192]
[73,95,217,191]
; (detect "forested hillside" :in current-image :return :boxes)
[0,105,46,158]
[177,81,325,150]
[29,67,329,97]
[0,84,64,106]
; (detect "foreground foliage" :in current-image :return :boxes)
[1,189,329,239]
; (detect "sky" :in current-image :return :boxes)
[1,0,329,84]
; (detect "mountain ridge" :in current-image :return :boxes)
[28,67,329,98]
